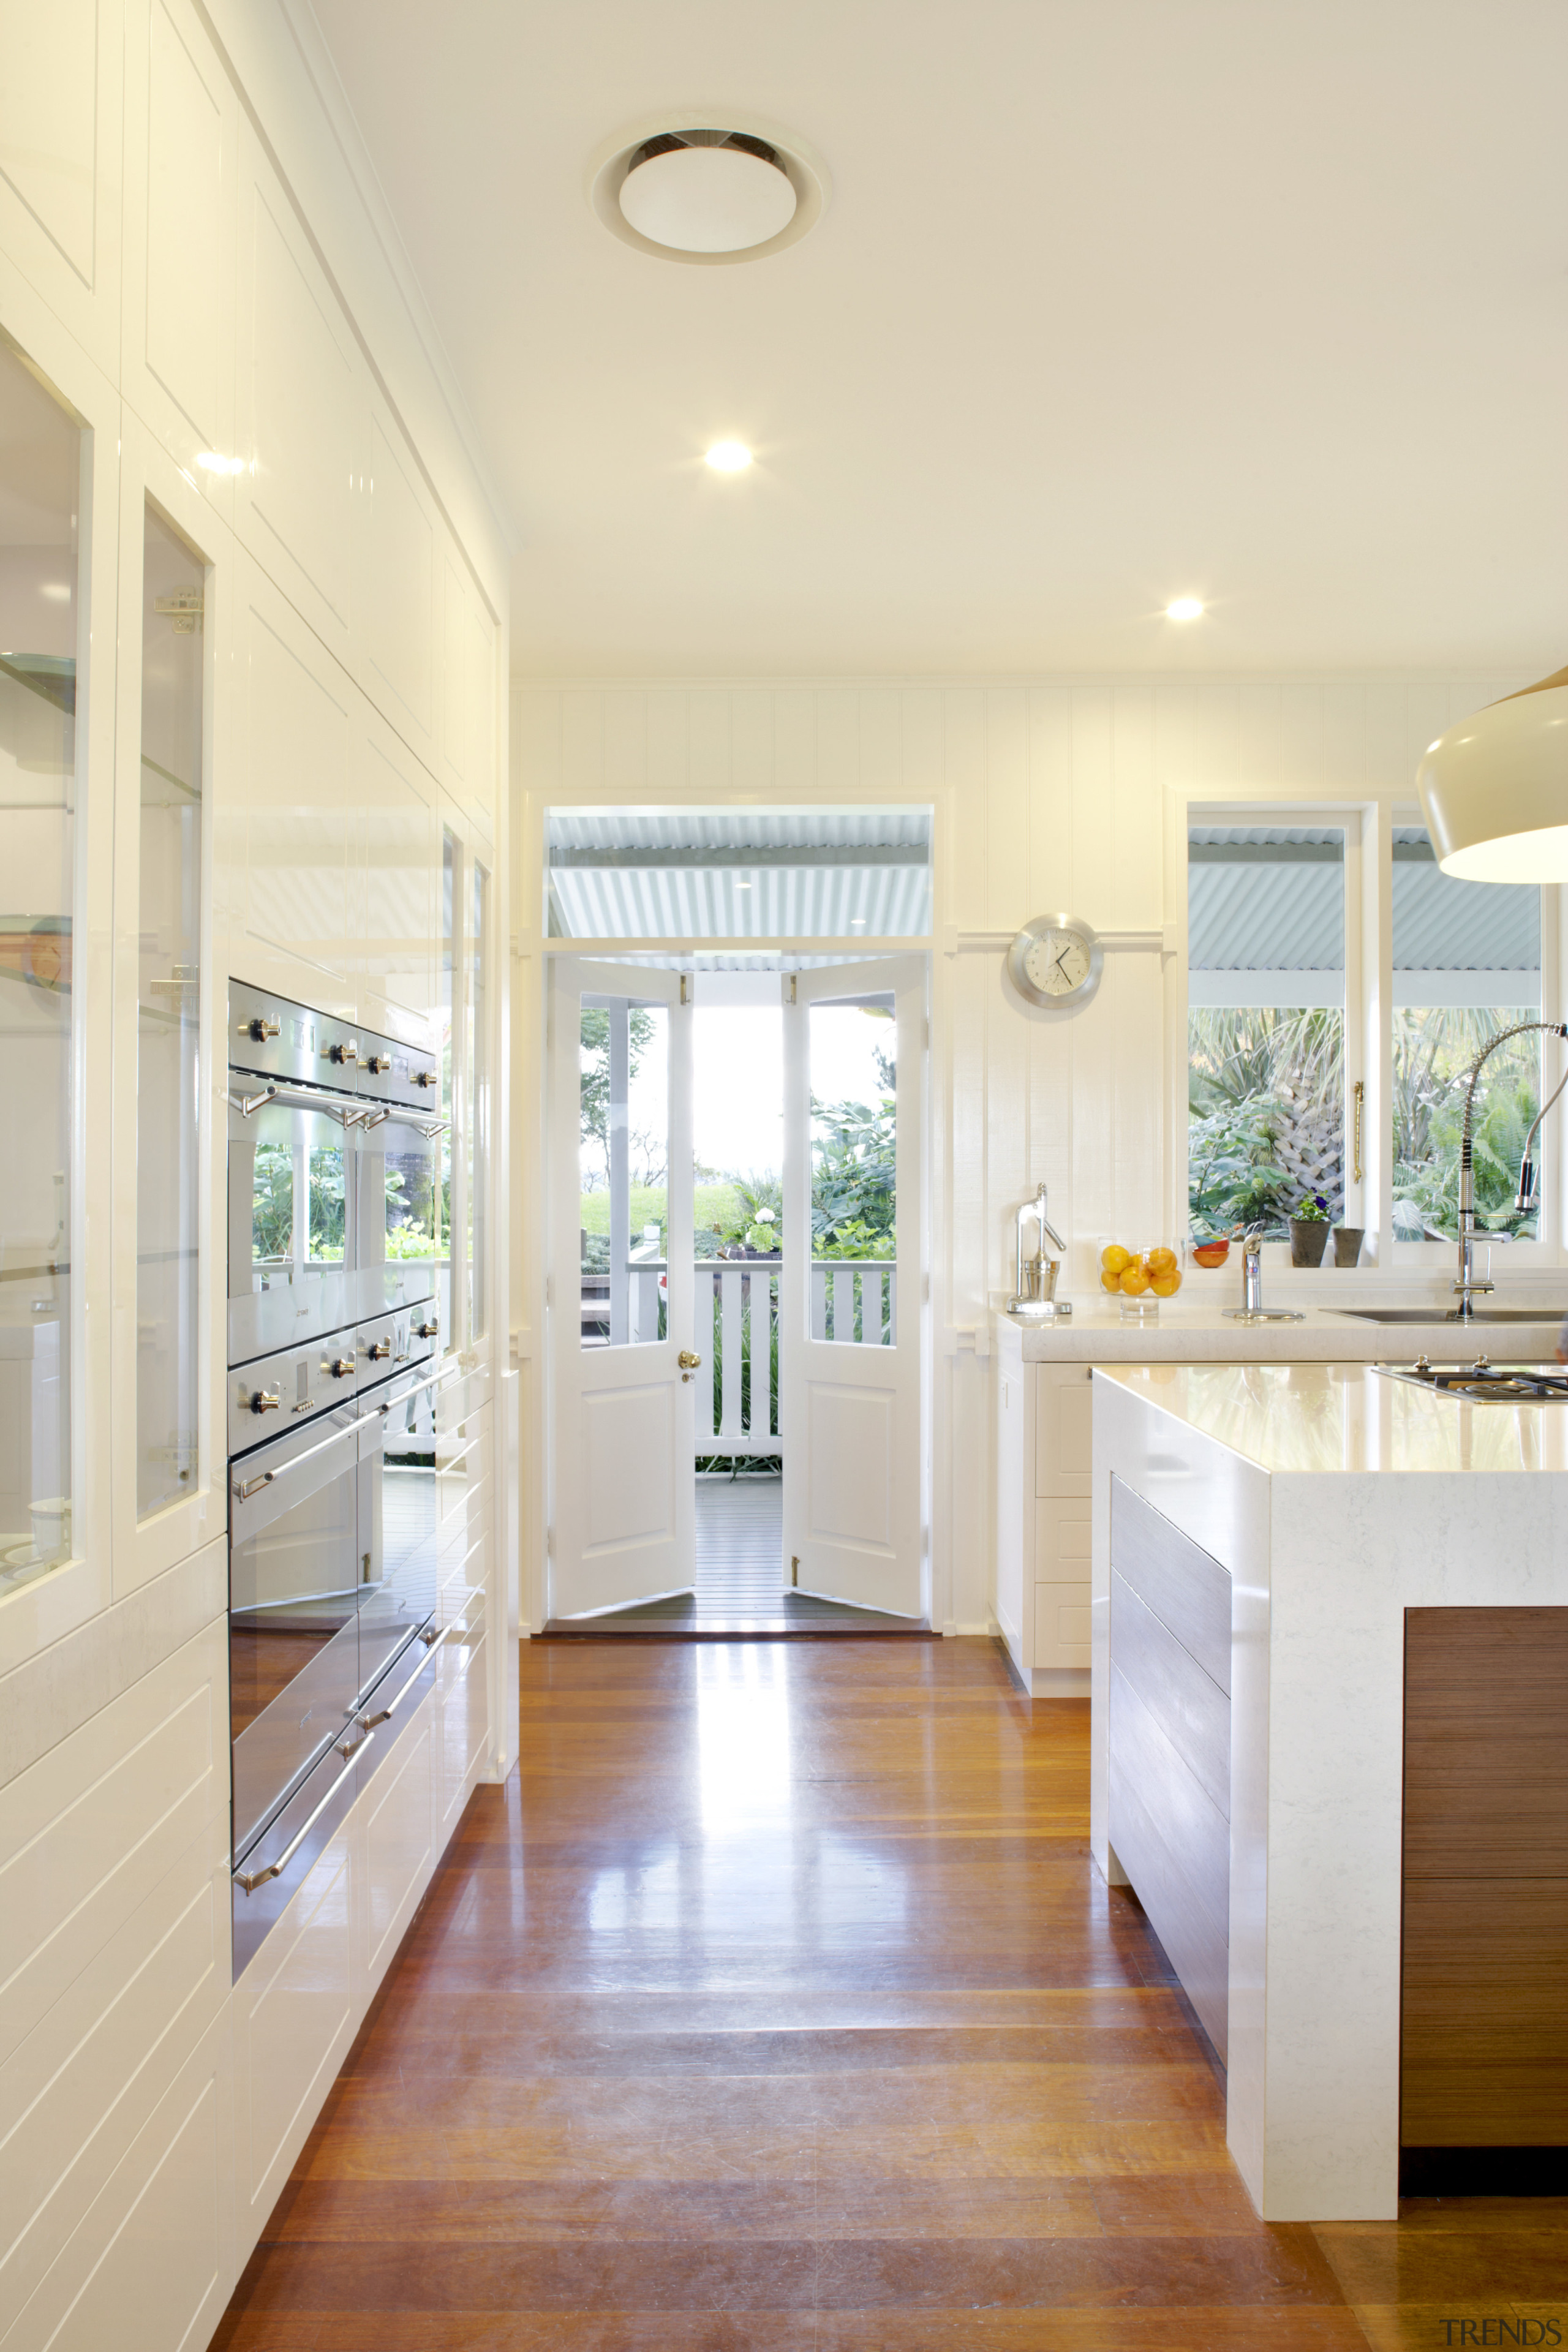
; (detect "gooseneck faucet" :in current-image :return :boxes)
[1453,1019,1568,1319]
[1241,1226,1265,1314]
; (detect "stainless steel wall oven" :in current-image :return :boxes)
[227,982,448,1973]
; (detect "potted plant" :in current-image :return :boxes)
[1289,1193,1331,1267]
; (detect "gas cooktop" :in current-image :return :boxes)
[1375,1357,1568,1403]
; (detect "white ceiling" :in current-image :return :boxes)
[309,0,1568,679]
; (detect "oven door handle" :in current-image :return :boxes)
[228,1080,365,1124]
[233,1408,383,1501]
[376,1365,451,1415]
[233,1729,376,1894]
[356,1623,451,1730]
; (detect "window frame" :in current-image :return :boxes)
[1169,790,1566,1284]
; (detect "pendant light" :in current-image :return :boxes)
[1417,663,1568,881]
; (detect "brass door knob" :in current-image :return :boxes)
[677,1351,702,1370]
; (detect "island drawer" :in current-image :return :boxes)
[1109,1476,1231,1694]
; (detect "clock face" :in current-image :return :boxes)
[1024,930,1091,997]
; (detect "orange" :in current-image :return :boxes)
[1150,1271,1182,1296]
[1146,1246,1178,1275]
[1119,1261,1152,1296]
[1101,1244,1131,1275]
[1101,1268,1123,1292]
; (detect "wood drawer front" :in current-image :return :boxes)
[1107,1703,1229,2062]
[1112,1571,1230,1820]
[1110,1476,1231,1695]
[1402,1877,1568,2146]
[1402,1608,1568,2152]
[1404,1607,1568,1879]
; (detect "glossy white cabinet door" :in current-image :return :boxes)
[0,0,123,377]
[120,0,239,510]
[233,122,364,665]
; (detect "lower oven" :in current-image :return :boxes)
[228,1334,443,1973]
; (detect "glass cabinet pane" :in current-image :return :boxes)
[137,505,203,1517]
[0,342,80,1591]
[467,858,488,1341]
[438,826,454,1346]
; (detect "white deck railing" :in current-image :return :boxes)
[581,1254,897,1455]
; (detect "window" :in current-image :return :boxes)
[1188,827,1346,1240]
[1391,826,1541,1244]
[0,342,81,1591]
[1184,812,1552,1267]
[137,505,203,1517]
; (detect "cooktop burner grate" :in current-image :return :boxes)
[1374,1358,1568,1402]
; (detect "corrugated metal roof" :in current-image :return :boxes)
[546,805,932,938]
[1189,826,1539,972]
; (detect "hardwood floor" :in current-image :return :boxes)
[214,1638,1568,2349]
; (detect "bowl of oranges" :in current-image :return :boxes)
[1101,1242,1183,1316]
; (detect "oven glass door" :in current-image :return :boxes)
[228,1095,360,1360]
[356,1109,439,1316]
[230,1406,366,1863]
[355,1376,439,1697]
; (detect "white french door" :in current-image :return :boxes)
[548,960,695,1616]
[781,957,926,1618]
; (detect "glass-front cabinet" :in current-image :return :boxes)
[0,339,81,1595]
[137,503,204,1518]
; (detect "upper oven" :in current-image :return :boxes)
[227,981,443,1365]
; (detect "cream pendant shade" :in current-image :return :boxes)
[1417,663,1568,881]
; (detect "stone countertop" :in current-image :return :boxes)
[1094,1359,1568,1475]
[993,1293,1568,1363]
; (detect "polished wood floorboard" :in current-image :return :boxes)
[214,1638,1568,2349]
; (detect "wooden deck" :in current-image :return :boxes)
[213,1638,1566,2349]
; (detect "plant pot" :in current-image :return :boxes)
[1332,1226,1364,1268]
[1289,1218,1330,1268]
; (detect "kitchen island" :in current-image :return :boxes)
[992,1293,1568,1695]
[1090,1359,1568,2221]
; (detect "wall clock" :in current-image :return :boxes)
[1005,913,1104,1010]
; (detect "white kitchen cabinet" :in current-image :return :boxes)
[993,1331,1093,1691]
[0,0,123,380]
[120,0,239,519]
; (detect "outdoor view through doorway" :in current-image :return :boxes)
[547,958,928,1632]
[543,805,932,1635]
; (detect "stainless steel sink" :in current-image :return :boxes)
[1332,1307,1568,1324]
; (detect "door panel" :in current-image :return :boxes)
[782,957,925,1618]
[549,960,693,1616]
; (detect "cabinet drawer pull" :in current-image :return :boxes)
[233,1731,375,1894]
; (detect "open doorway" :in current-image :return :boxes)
[541,804,933,1637]
[545,954,929,1635]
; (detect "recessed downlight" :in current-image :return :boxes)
[705,442,752,473]
[1166,596,1205,622]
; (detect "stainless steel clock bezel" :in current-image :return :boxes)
[1005,913,1104,1011]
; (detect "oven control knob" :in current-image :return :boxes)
[251,1389,281,1414]
[366,1340,391,1361]
[242,1017,280,1042]
[329,1357,355,1378]
[365,1054,391,1074]
[414,1069,439,1088]
[326,1040,358,1065]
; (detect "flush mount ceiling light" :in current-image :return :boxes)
[1166,596,1205,622]
[590,113,829,265]
[705,442,752,473]
[1417,662,1568,881]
